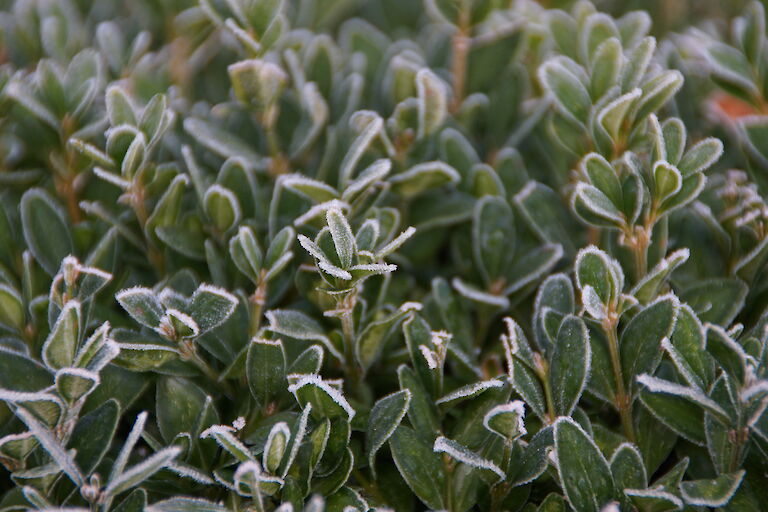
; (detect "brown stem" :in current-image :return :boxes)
[249,277,267,338]
[450,5,471,113]
[604,317,635,441]
[54,172,82,224]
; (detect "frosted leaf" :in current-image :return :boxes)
[110,412,148,483]
[105,446,181,497]
[419,345,438,369]
[288,374,356,420]
[483,401,527,441]
[200,425,254,462]
[326,207,356,269]
[416,68,448,139]
[342,159,391,201]
[15,407,83,486]
[433,436,505,480]
[452,278,510,308]
[189,284,238,333]
[376,226,416,259]
[265,309,342,361]
[279,403,311,478]
[318,260,353,280]
[435,379,505,405]
[293,199,350,226]
[637,374,728,421]
[582,285,607,319]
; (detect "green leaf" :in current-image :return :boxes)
[106,85,137,126]
[510,426,554,487]
[637,381,707,445]
[356,302,419,371]
[706,325,748,383]
[653,161,682,202]
[609,443,646,493]
[510,358,546,422]
[554,417,616,512]
[389,162,460,198]
[483,401,527,443]
[326,207,356,269]
[116,287,164,329]
[0,284,24,331]
[620,294,678,389]
[680,471,745,507]
[624,488,683,512]
[668,304,713,389]
[742,2,765,64]
[188,284,238,333]
[282,174,339,203]
[534,273,574,344]
[539,57,591,123]
[15,407,83,486]
[705,42,758,97]
[229,226,263,283]
[156,377,208,443]
[389,426,446,510]
[5,79,59,130]
[659,172,706,214]
[105,446,181,498]
[55,368,99,403]
[677,138,723,177]
[288,345,324,375]
[472,196,515,284]
[397,364,440,438]
[549,315,590,417]
[433,435,505,482]
[436,379,505,407]
[661,117,687,165]
[630,248,689,305]
[140,93,170,142]
[113,342,179,371]
[146,497,229,512]
[575,245,621,305]
[366,390,411,473]
[572,183,625,228]
[70,399,120,475]
[265,226,295,274]
[289,375,355,421]
[340,111,384,186]
[679,278,747,326]
[590,38,622,100]
[184,118,262,164]
[416,68,447,138]
[581,13,620,61]
[200,425,253,463]
[263,422,289,474]
[538,493,567,512]
[204,185,241,233]
[634,70,683,121]
[111,488,148,512]
[598,89,642,142]
[121,133,146,179]
[266,309,340,361]
[581,153,622,208]
[20,188,74,276]
[247,338,286,407]
[42,300,81,370]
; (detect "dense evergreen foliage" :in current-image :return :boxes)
[0,1,767,510]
